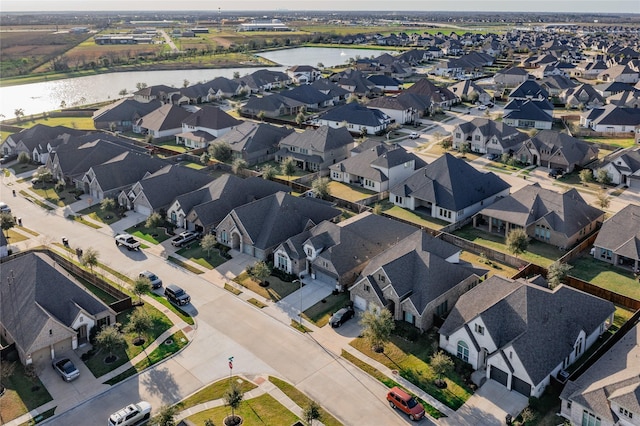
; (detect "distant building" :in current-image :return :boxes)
[238,19,290,32]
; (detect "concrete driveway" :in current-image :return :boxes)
[440,380,528,426]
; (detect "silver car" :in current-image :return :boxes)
[52,357,80,382]
[139,270,162,289]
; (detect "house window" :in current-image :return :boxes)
[276,253,288,270]
[474,135,481,141]
[395,195,403,204]
[457,341,469,362]
[436,300,448,316]
[364,284,370,292]
[404,311,415,325]
[475,324,484,335]
[575,338,583,357]
[600,249,612,260]
[220,230,228,244]
[567,401,572,410]
[619,407,633,419]
[455,132,461,139]
[378,274,385,282]
[582,410,601,426]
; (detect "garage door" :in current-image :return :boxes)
[511,375,532,397]
[353,296,367,311]
[629,176,640,190]
[135,204,152,216]
[314,270,336,286]
[489,365,508,387]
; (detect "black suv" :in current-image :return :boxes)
[164,284,190,306]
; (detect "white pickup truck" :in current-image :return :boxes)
[115,233,141,251]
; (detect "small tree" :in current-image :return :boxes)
[249,260,271,286]
[18,152,30,164]
[596,189,611,209]
[33,166,53,183]
[281,158,296,186]
[311,177,331,200]
[133,275,152,303]
[596,168,612,187]
[360,308,395,353]
[200,152,210,165]
[201,234,217,258]
[0,212,15,238]
[136,82,148,91]
[126,308,153,345]
[95,326,126,362]
[295,111,306,127]
[506,228,528,258]
[231,158,248,175]
[14,108,24,122]
[520,407,536,425]
[145,212,164,229]
[100,197,116,212]
[256,110,266,122]
[81,247,99,272]
[579,169,593,186]
[233,71,240,79]
[208,142,232,163]
[430,351,454,388]
[459,143,469,157]
[303,401,322,426]
[150,405,178,426]
[547,261,573,289]
[262,165,276,180]
[372,203,382,215]
[204,420,215,426]
[501,152,510,164]
[118,89,128,97]
[224,382,244,425]
[439,137,452,150]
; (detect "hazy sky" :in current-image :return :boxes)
[2,0,639,13]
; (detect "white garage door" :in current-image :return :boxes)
[353,296,367,311]
[135,204,152,216]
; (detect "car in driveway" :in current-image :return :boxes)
[387,386,425,421]
[164,283,190,306]
[408,132,419,139]
[108,401,152,426]
[171,231,200,247]
[329,306,355,328]
[139,270,162,289]
[548,168,564,179]
[52,357,80,382]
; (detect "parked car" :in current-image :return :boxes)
[548,168,564,179]
[171,231,200,247]
[108,401,152,426]
[139,271,162,289]
[0,154,17,164]
[164,284,190,306]
[387,386,425,421]
[408,132,419,139]
[329,306,355,328]
[0,202,11,213]
[477,104,487,110]
[52,357,80,382]
[115,233,141,251]
[487,153,499,161]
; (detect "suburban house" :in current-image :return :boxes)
[405,78,459,108]
[597,63,640,84]
[452,118,527,155]
[310,79,351,104]
[273,212,418,290]
[133,104,192,139]
[240,93,305,118]
[448,80,492,105]
[0,124,87,162]
[285,65,322,84]
[592,204,640,272]
[559,322,640,426]
[539,75,576,97]
[514,130,599,172]
[580,105,640,132]
[82,151,168,201]
[473,184,604,249]
[331,69,380,98]
[608,89,640,109]
[315,102,392,136]
[509,80,550,101]
[329,142,426,193]
[92,98,162,131]
[166,174,289,233]
[119,164,213,215]
[214,121,294,166]
[349,230,483,331]
[0,252,116,366]
[132,84,178,103]
[596,146,640,188]
[389,153,511,224]
[439,275,615,398]
[494,67,531,87]
[201,76,243,99]
[215,192,341,260]
[275,125,354,172]
[561,84,605,109]
[280,84,334,111]
[367,92,432,125]
[367,74,402,92]
[235,69,292,93]
[177,106,242,149]
[503,99,554,130]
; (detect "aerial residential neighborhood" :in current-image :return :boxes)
[1,4,640,426]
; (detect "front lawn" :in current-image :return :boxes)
[268,377,342,426]
[77,203,122,225]
[350,324,473,410]
[178,376,257,411]
[176,243,229,269]
[568,255,640,300]
[233,272,300,302]
[302,292,350,327]
[5,229,29,244]
[126,223,173,245]
[452,225,564,268]
[30,184,81,207]
[185,393,299,426]
[0,361,53,423]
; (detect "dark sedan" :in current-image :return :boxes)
[329,306,355,328]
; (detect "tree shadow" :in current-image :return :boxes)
[139,364,181,403]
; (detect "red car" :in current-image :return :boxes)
[387,387,425,421]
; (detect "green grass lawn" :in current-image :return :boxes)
[154,140,189,153]
[133,330,188,371]
[268,377,343,426]
[29,184,81,207]
[176,244,228,269]
[582,136,637,149]
[568,255,640,300]
[14,116,96,131]
[233,272,301,302]
[302,293,350,327]
[327,181,377,202]
[147,292,195,325]
[84,303,173,378]
[452,225,564,268]
[380,202,449,230]
[185,393,299,426]
[0,361,53,423]
[126,224,173,245]
[167,255,206,274]
[5,229,29,244]
[178,376,257,411]
[76,204,122,225]
[350,325,473,411]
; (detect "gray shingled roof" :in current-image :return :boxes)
[478,184,604,238]
[390,153,510,211]
[136,104,192,132]
[318,103,390,127]
[441,276,614,385]
[329,143,423,183]
[509,80,549,100]
[527,130,598,166]
[90,151,168,193]
[93,98,162,122]
[215,121,294,155]
[594,204,640,261]
[182,106,241,130]
[137,165,214,210]
[279,125,354,153]
[503,99,553,122]
[280,85,332,105]
[242,93,304,112]
[0,252,113,354]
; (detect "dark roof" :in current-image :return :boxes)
[0,252,113,354]
[594,204,640,261]
[318,102,390,127]
[279,125,354,152]
[136,104,192,132]
[182,106,241,130]
[440,275,614,385]
[478,184,604,238]
[216,121,294,155]
[528,130,598,165]
[405,78,458,103]
[509,80,549,100]
[390,153,510,211]
[280,85,332,105]
[93,98,162,122]
[242,93,304,112]
[137,165,214,210]
[504,99,554,122]
[7,124,86,148]
[330,143,424,182]
[89,151,168,192]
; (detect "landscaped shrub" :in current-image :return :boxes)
[271,267,296,282]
